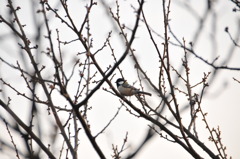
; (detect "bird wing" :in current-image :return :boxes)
[122,82,139,90]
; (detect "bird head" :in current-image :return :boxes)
[115,78,125,87]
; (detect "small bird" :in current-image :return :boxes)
[115,78,151,96]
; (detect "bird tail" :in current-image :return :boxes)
[138,91,152,96]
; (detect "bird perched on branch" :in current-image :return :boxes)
[115,78,151,96]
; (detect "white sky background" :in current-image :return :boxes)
[0,0,240,159]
